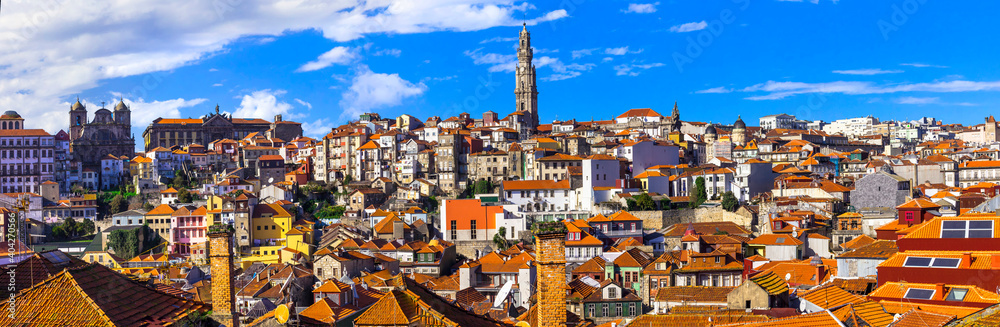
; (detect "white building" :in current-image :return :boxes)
[822,116,879,137]
[576,155,620,213]
[500,179,586,221]
[759,114,802,130]
[733,159,776,203]
[614,140,679,176]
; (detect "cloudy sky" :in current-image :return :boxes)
[3,0,999,147]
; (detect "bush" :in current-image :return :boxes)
[634,193,657,211]
[315,205,346,219]
[721,191,739,212]
[689,177,707,209]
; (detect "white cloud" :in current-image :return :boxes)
[901,63,949,68]
[572,48,599,59]
[339,67,427,120]
[623,3,659,14]
[294,98,312,109]
[832,68,903,75]
[728,79,1000,100]
[374,48,402,57]
[605,47,628,55]
[208,68,219,72]
[481,36,518,44]
[464,48,517,72]
[535,56,595,81]
[233,89,300,120]
[297,46,358,72]
[212,83,223,87]
[895,96,938,104]
[301,118,334,138]
[0,1,568,133]
[614,63,665,76]
[696,87,732,94]
[670,21,708,33]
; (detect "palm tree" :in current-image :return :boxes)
[492,227,509,250]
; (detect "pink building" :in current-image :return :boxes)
[170,206,208,255]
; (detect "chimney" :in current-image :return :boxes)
[935,283,945,301]
[208,224,240,327]
[533,222,568,327]
[815,265,826,284]
[962,252,973,269]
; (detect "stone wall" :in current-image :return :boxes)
[637,207,755,231]
[453,240,495,259]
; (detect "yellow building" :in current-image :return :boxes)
[82,251,125,269]
[244,203,295,267]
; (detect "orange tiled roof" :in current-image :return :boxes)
[891,309,955,327]
[748,234,804,246]
[0,263,208,326]
[798,285,863,309]
[748,271,789,295]
[830,301,894,327]
[715,311,842,327]
[617,108,663,119]
[902,214,1000,239]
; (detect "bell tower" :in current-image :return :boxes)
[69,98,87,141]
[515,23,538,133]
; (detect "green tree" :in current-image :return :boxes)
[51,225,67,240]
[342,175,353,187]
[473,180,492,195]
[721,191,739,212]
[177,188,193,203]
[626,199,638,211]
[493,227,509,250]
[62,218,78,238]
[659,198,672,210]
[315,205,346,219]
[109,194,126,215]
[172,169,188,188]
[634,193,657,211]
[689,177,707,209]
[142,201,155,211]
[426,196,440,213]
[76,218,95,236]
[71,184,85,196]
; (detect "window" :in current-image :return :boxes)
[946,288,969,301]
[715,256,721,263]
[905,212,914,221]
[615,304,622,316]
[903,256,961,268]
[941,220,993,238]
[629,303,635,316]
[608,287,616,299]
[903,288,935,300]
[450,221,457,240]
[602,304,608,317]
[470,220,477,239]
[588,304,595,317]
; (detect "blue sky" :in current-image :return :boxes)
[4,0,1000,146]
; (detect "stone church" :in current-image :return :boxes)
[68,98,136,168]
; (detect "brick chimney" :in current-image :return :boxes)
[962,252,973,269]
[935,283,945,301]
[815,265,826,284]
[534,222,568,327]
[208,224,240,327]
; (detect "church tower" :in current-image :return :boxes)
[114,98,132,141]
[69,98,87,141]
[515,23,538,133]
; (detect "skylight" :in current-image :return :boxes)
[903,256,961,268]
[941,220,994,239]
[903,288,935,300]
[946,288,968,301]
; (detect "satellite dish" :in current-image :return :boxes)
[268,177,274,183]
[275,304,290,324]
[785,273,792,281]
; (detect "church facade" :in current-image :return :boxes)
[141,106,302,151]
[68,99,136,169]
